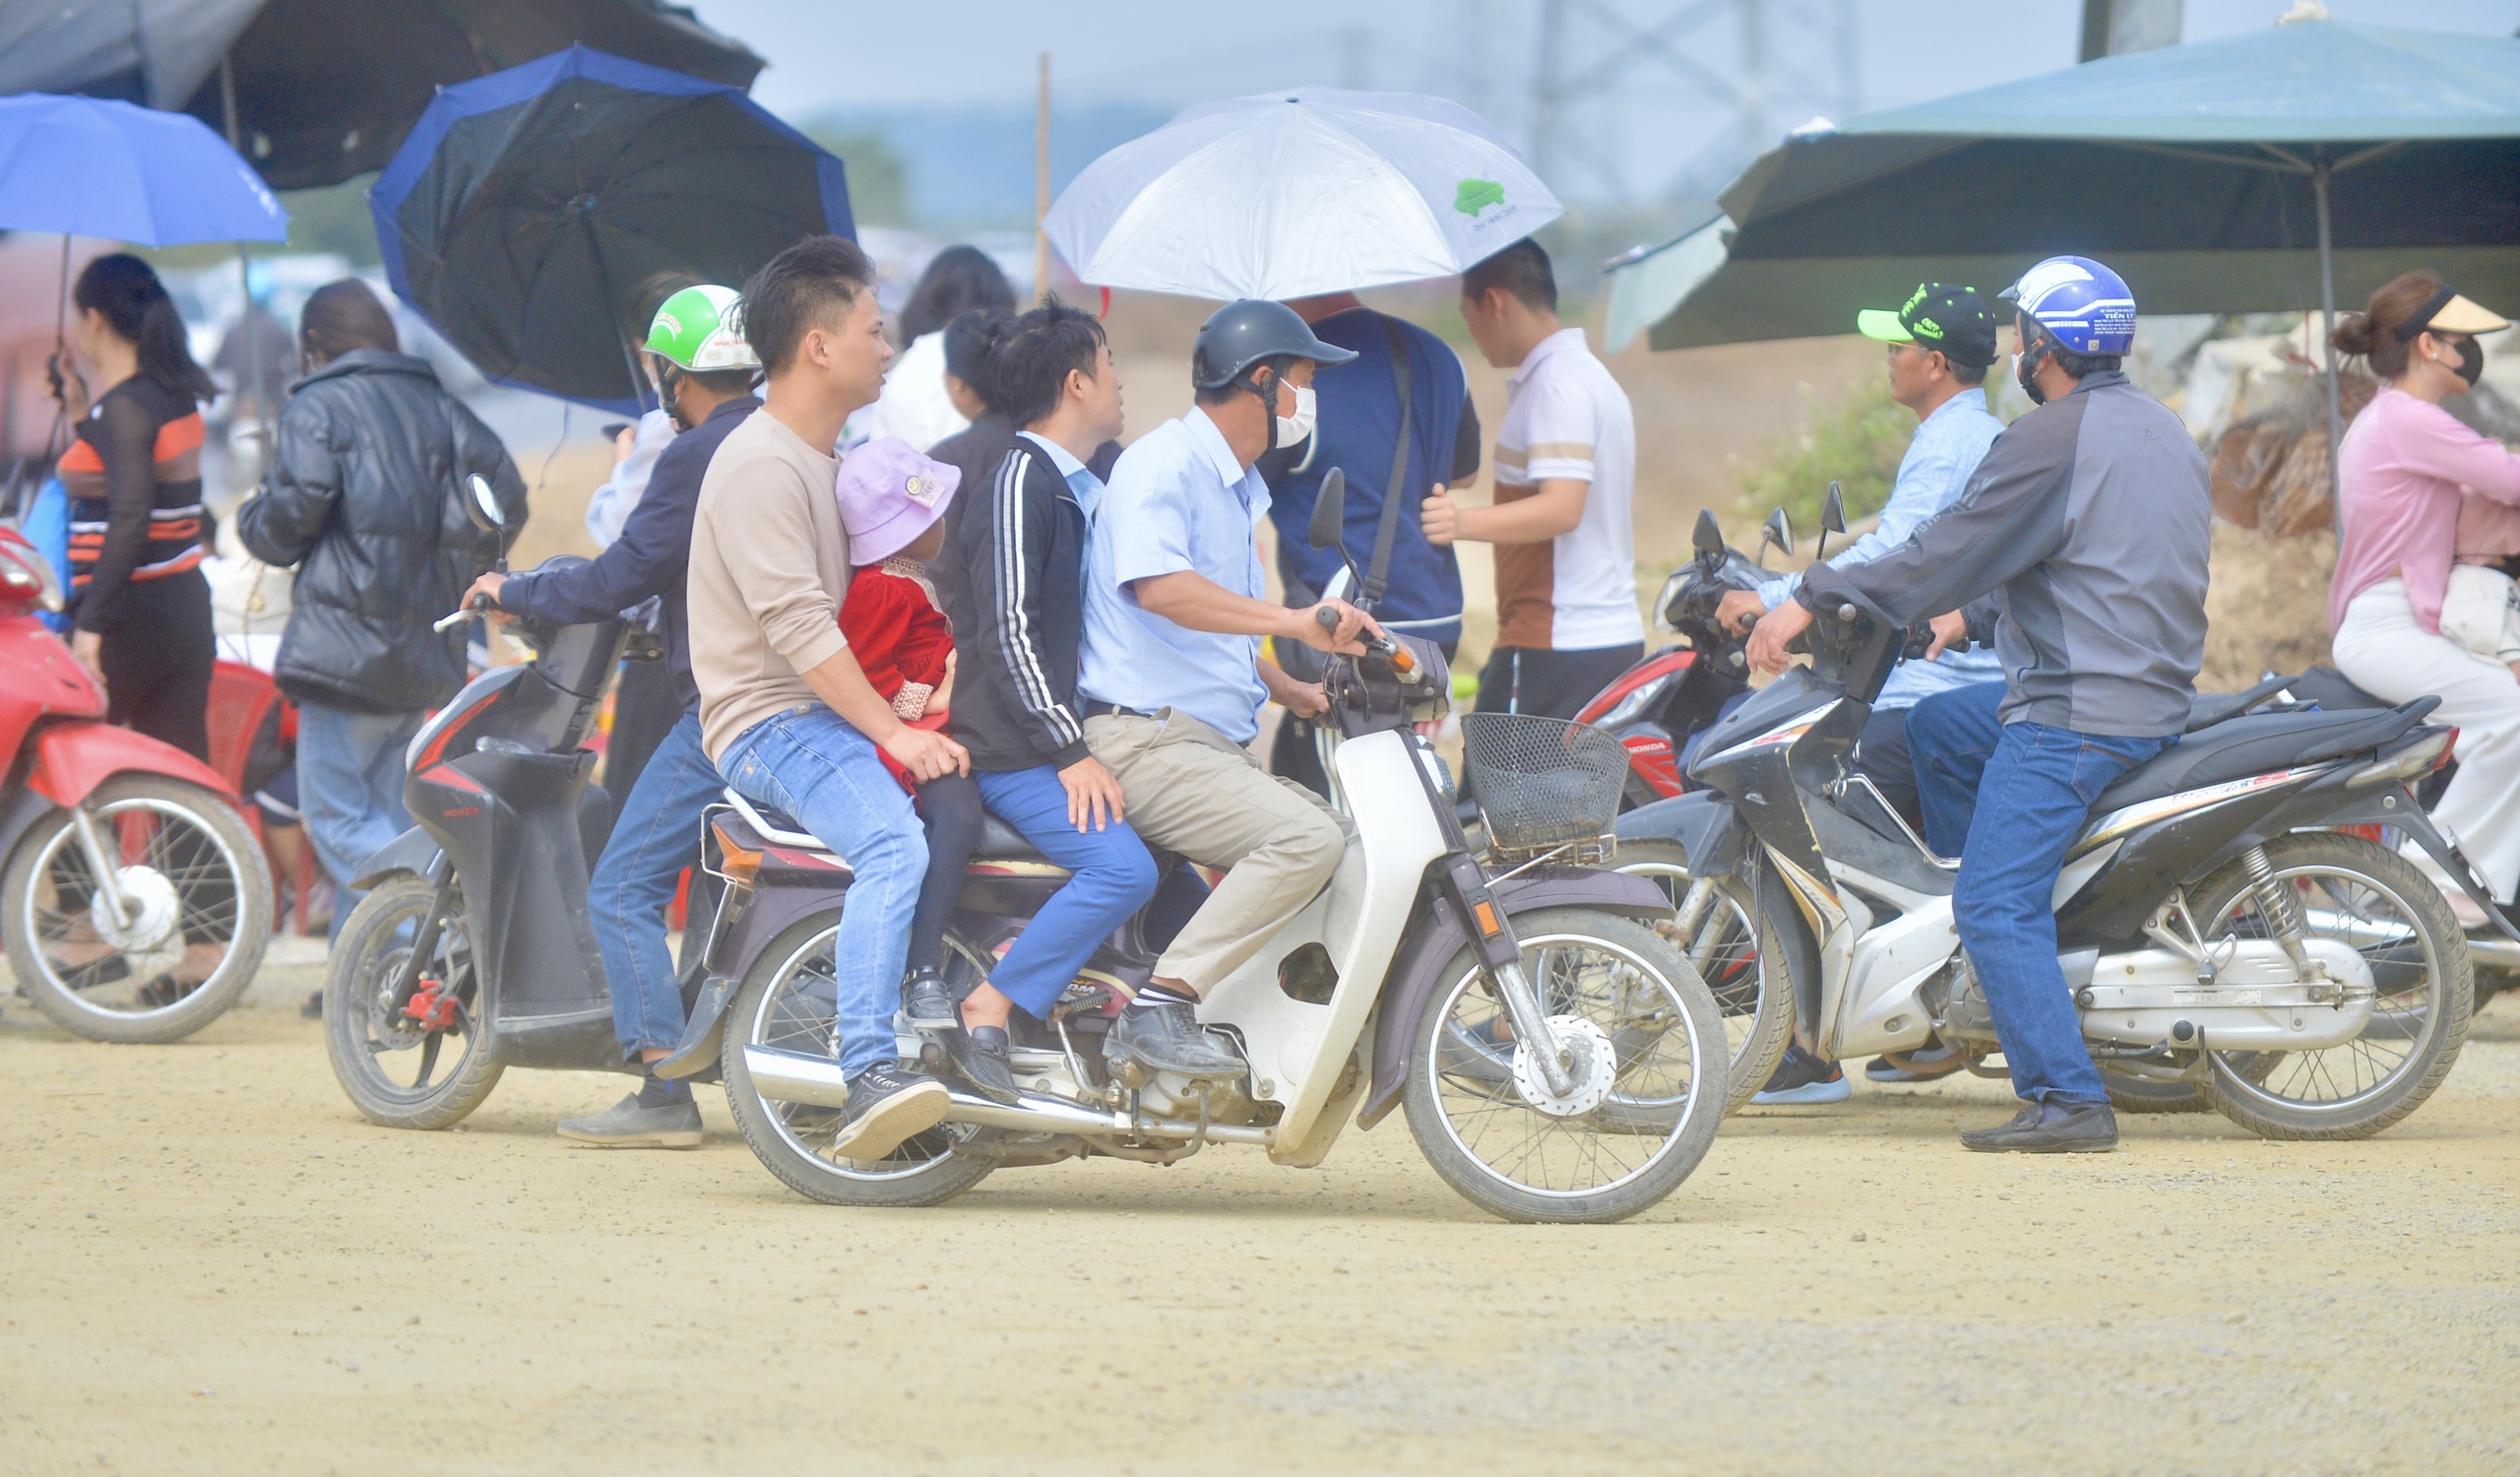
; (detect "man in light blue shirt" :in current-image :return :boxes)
[1716,282,2005,1106]
[1078,300,1378,1078]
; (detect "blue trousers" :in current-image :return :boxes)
[591,712,722,1057]
[1905,682,2169,1105]
[719,709,926,1079]
[295,701,424,943]
[975,766,1160,1018]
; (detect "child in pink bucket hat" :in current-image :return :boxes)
[833,436,964,748]
[834,437,984,1032]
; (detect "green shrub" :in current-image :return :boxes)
[1733,375,1913,533]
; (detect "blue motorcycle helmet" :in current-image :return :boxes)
[2000,254,2136,355]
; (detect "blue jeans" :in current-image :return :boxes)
[591,712,722,1057]
[975,766,1160,1018]
[295,701,424,942]
[718,709,926,1079]
[1906,682,2170,1106]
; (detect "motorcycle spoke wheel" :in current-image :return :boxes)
[1614,840,1795,1112]
[2185,833,2472,1140]
[323,877,502,1129]
[4,778,268,1044]
[719,917,992,1208]
[1405,908,1727,1223]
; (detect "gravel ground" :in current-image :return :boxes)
[4,966,2515,1476]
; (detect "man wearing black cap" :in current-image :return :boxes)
[1717,282,2007,1104]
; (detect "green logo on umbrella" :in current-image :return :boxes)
[1454,178,1505,216]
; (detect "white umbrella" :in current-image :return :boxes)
[1043,86,1562,301]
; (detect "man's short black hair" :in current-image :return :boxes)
[739,234,873,374]
[1947,354,1988,387]
[991,298,1106,429]
[1461,237,1557,313]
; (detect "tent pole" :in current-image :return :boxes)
[220,55,269,493]
[2314,152,2343,530]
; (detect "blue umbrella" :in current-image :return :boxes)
[0,93,288,245]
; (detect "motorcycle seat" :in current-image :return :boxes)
[2091,702,2431,813]
[719,788,1050,865]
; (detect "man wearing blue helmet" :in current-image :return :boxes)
[1746,254,2212,1154]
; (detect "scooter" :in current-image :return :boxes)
[0,524,270,1042]
[1641,506,2492,1140]
[671,469,1733,1223]
[320,478,668,1125]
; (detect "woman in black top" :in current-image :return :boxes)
[53,254,220,760]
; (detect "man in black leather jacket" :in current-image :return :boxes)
[237,280,524,979]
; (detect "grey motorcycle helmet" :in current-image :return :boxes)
[1190,298,1355,451]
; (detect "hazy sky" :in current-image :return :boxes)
[698,0,2520,117]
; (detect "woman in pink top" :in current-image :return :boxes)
[2329,271,2520,907]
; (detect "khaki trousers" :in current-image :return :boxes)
[1083,709,1354,995]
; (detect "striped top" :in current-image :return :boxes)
[60,375,207,629]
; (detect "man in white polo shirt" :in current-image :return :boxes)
[1421,237,1643,718]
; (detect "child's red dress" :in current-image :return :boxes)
[838,556,954,792]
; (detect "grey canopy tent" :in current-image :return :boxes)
[0,0,762,190]
[1603,16,2520,472]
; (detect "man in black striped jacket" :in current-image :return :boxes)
[927,301,1161,1100]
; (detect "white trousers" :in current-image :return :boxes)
[2333,579,2520,902]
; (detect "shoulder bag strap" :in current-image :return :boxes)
[1361,317,1415,604]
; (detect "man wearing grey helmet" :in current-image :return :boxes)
[1075,298,1380,1078]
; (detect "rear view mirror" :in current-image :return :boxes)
[1820,482,1846,535]
[1757,507,1795,567]
[465,474,509,537]
[1691,508,1725,561]
[1308,467,1347,550]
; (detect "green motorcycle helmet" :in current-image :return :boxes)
[643,285,761,373]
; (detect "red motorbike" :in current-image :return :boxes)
[0,526,269,1042]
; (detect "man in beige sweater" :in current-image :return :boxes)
[690,235,969,1161]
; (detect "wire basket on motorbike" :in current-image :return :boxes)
[1461,711,1629,865]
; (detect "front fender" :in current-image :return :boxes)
[1356,867,1671,1130]
[1615,790,1742,876]
[348,825,447,892]
[28,720,236,807]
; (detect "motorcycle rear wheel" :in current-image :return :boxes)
[3,776,269,1044]
[2186,832,2472,1141]
[721,914,994,1208]
[1404,907,1727,1224]
[1614,839,1794,1111]
[324,876,503,1129]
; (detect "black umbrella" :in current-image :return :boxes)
[0,0,764,192]
[370,45,852,414]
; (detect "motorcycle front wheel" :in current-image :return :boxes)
[2185,832,2472,1141]
[720,914,994,1208]
[1404,907,1727,1224]
[3,776,269,1044]
[1614,839,1795,1111]
[324,876,503,1129]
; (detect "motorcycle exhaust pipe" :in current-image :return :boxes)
[739,1045,1272,1145]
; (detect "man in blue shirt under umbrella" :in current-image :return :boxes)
[1716,281,2006,1103]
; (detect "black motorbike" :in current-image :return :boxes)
[1623,506,2503,1138]
[322,479,679,1128]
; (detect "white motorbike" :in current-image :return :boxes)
[679,472,1732,1223]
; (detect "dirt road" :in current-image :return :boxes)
[6,964,2516,1475]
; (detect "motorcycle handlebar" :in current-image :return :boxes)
[431,591,498,635]
[1314,605,1415,675]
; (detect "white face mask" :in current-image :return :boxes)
[1275,384,1317,448]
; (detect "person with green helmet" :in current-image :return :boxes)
[463,282,763,1147]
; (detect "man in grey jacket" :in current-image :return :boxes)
[1746,254,2211,1154]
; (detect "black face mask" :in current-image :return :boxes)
[2014,343,2049,406]
[2450,336,2485,388]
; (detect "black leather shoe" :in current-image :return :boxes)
[830,1065,951,1160]
[1958,1101,2118,1154]
[1112,999,1245,1078]
[948,1024,1021,1104]
[902,968,956,1031]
